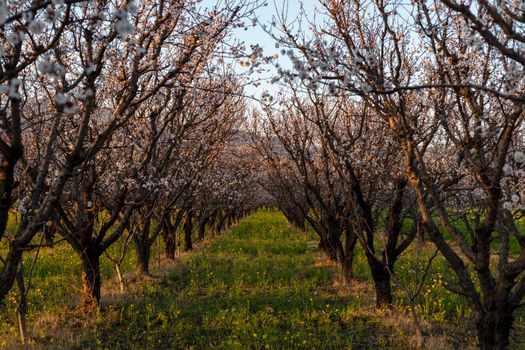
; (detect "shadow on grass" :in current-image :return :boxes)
[14,211,474,349]
[41,211,398,349]
[70,268,383,350]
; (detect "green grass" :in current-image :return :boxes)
[0,230,138,346]
[0,210,524,349]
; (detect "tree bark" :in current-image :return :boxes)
[342,227,357,281]
[294,215,306,231]
[0,154,19,243]
[164,233,176,260]
[369,261,393,307]
[476,307,514,350]
[197,215,208,241]
[226,213,234,228]
[79,248,101,310]
[208,213,217,238]
[162,210,185,260]
[115,264,125,292]
[216,211,226,235]
[318,235,338,261]
[15,262,28,345]
[183,212,193,251]
[0,248,23,302]
[134,237,151,276]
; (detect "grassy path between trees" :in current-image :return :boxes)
[4,209,521,349]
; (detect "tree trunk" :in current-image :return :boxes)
[318,236,338,261]
[115,264,125,293]
[197,216,208,241]
[335,241,348,277]
[226,213,232,228]
[79,248,101,310]
[163,233,176,260]
[183,212,193,251]
[476,308,514,350]
[0,248,23,303]
[283,210,304,231]
[295,216,305,231]
[16,262,28,345]
[162,210,184,260]
[370,262,393,307]
[216,211,227,235]
[208,213,217,238]
[0,155,21,303]
[0,156,17,243]
[342,228,357,281]
[318,237,329,254]
[134,237,151,276]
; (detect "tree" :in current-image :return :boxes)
[273,0,525,346]
[255,87,418,305]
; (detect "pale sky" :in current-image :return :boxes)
[213,0,321,100]
[238,1,319,99]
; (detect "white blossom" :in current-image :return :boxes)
[63,102,77,115]
[85,62,96,74]
[116,18,133,37]
[53,63,65,77]
[502,201,513,211]
[0,1,8,25]
[28,20,45,35]
[55,93,68,105]
[38,57,53,74]
[503,164,514,175]
[7,31,24,45]
[514,151,525,164]
[8,78,21,99]
[127,3,138,14]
